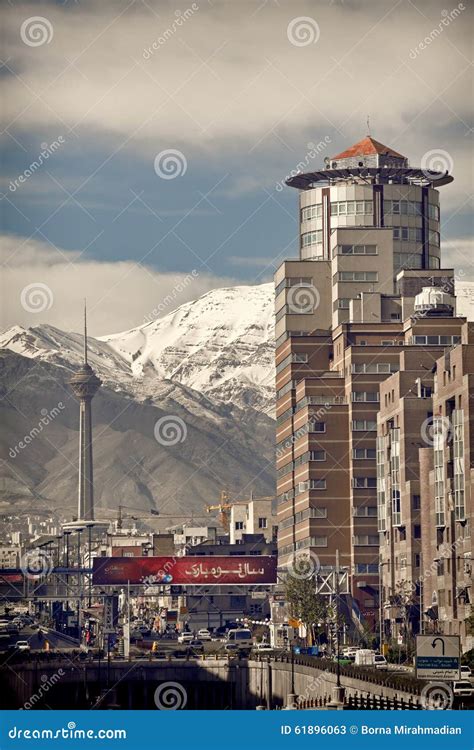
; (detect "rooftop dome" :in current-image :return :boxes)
[414,287,455,317]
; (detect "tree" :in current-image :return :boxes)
[284,576,327,644]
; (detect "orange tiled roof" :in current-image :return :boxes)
[331,136,405,160]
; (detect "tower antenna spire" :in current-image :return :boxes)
[366,115,371,136]
[84,298,88,365]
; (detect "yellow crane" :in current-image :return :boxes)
[205,491,275,533]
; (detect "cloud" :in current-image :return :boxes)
[1,0,472,207]
[0,233,237,335]
[441,239,474,280]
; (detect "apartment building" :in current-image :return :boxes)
[275,135,466,629]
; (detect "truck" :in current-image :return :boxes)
[354,649,376,667]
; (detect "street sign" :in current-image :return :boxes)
[415,635,460,680]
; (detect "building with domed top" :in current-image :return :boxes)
[274,135,472,646]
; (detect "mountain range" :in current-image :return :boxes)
[0,284,276,524]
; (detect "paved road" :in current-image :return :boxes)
[6,626,80,652]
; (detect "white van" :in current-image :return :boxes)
[354,649,376,667]
[226,628,253,648]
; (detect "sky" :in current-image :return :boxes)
[1,0,473,335]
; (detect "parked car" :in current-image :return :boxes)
[177,632,194,644]
[15,640,31,652]
[374,654,388,669]
[452,680,474,697]
[187,639,204,653]
[197,629,212,641]
[254,643,273,653]
[460,665,472,680]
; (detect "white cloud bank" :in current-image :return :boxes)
[0,234,237,335]
[1,0,473,207]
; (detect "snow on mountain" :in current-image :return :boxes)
[100,283,275,413]
[0,283,276,414]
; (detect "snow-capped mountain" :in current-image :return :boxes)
[0,283,277,518]
[0,283,276,414]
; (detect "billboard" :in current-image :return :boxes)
[92,555,277,586]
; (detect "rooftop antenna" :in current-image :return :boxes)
[84,298,88,365]
[366,115,371,136]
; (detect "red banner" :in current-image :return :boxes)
[92,555,277,586]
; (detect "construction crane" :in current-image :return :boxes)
[205,491,275,533]
[205,491,232,531]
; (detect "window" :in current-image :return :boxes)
[353,506,378,517]
[453,410,465,521]
[355,563,379,574]
[352,363,399,374]
[353,535,379,546]
[352,392,380,402]
[412,495,421,510]
[337,271,378,282]
[258,517,267,529]
[383,199,422,216]
[353,448,377,459]
[334,298,350,310]
[352,477,377,489]
[275,277,314,296]
[337,244,377,256]
[331,200,372,215]
[301,230,323,248]
[308,422,326,433]
[352,420,377,431]
[301,204,322,222]
[414,524,421,539]
[235,521,244,530]
[392,226,423,242]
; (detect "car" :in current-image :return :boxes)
[452,680,474,697]
[187,639,204,652]
[197,629,212,641]
[460,665,472,679]
[226,628,253,649]
[254,643,273,653]
[15,640,30,652]
[374,654,388,669]
[177,633,194,644]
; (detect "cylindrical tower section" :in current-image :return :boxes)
[289,136,451,276]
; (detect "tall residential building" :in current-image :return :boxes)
[275,135,466,629]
